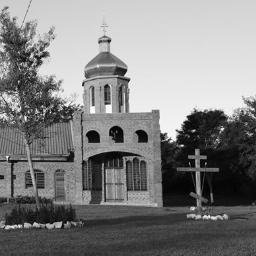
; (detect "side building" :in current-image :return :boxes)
[0,34,163,207]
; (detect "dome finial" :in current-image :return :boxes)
[101,17,108,36]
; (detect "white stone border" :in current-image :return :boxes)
[0,220,85,230]
[186,213,229,221]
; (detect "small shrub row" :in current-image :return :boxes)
[5,204,76,225]
[9,196,52,205]
[0,197,7,204]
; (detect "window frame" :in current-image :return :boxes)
[90,86,95,107]
[126,159,148,191]
[86,130,100,143]
[104,85,111,105]
[82,161,92,190]
[135,130,148,143]
[25,170,45,189]
[109,126,124,143]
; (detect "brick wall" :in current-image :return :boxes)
[0,161,76,201]
[0,162,12,198]
[79,110,163,207]
[0,109,163,207]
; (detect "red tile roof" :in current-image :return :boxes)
[0,122,73,157]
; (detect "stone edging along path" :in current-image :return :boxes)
[0,220,85,230]
[187,213,229,220]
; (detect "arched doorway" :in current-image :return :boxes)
[55,170,65,201]
[85,151,141,203]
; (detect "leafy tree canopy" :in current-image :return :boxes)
[176,109,227,151]
[0,7,79,144]
[221,96,256,179]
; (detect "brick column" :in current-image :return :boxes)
[73,111,83,204]
[126,87,130,113]
[112,80,118,113]
[123,160,128,203]
[152,110,163,207]
[95,84,101,113]
[5,162,12,199]
[101,162,105,203]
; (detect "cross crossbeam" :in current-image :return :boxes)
[177,149,219,207]
[177,167,219,173]
[188,155,207,160]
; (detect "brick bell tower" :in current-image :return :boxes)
[74,23,163,207]
[82,33,130,114]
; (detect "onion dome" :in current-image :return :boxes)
[84,35,128,79]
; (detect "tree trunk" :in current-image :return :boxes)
[24,138,40,209]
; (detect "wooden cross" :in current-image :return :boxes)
[177,149,219,208]
[101,18,108,36]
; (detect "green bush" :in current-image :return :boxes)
[0,197,7,203]
[13,195,52,204]
[5,204,76,225]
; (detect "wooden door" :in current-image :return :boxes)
[55,170,65,201]
[105,168,124,201]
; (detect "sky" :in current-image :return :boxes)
[1,0,256,139]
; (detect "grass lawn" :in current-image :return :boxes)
[1,204,256,256]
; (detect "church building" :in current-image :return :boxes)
[0,32,163,207]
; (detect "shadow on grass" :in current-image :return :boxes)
[84,213,186,228]
[163,193,253,207]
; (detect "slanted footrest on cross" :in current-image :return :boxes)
[189,192,208,203]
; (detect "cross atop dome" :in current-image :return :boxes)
[101,18,108,36]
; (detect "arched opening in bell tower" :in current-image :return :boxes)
[104,84,112,113]
[118,86,123,113]
[89,86,95,113]
[109,126,124,143]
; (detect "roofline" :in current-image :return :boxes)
[85,62,128,70]
[0,154,71,162]
[83,75,130,84]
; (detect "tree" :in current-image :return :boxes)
[221,96,256,180]
[176,108,227,151]
[160,133,180,193]
[161,133,177,171]
[0,7,76,209]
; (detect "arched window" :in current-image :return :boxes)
[135,130,148,143]
[92,162,102,191]
[126,161,133,190]
[118,86,123,106]
[82,161,92,190]
[118,86,123,112]
[55,170,65,200]
[109,126,124,143]
[105,157,124,168]
[126,159,147,191]
[140,161,147,190]
[133,158,140,190]
[25,170,45,189]
[86,130,100,143]
[104,85,111,105]
[89,86,95,107]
